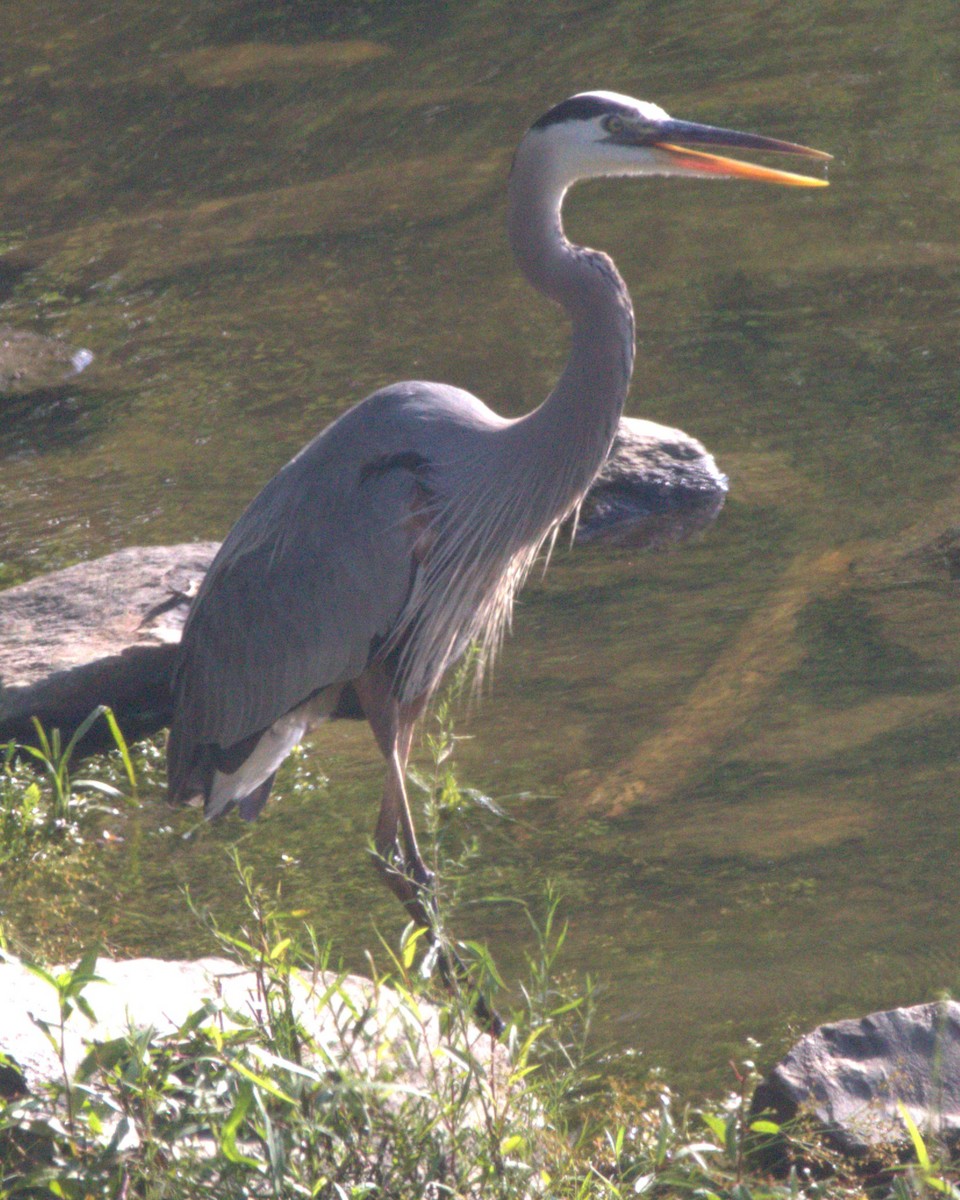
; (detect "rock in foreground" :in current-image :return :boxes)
[752,1001,960,1156]
[0,952,506,1103]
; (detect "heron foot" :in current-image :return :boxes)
[372,842,438,927]
[370,845,504,1036]
[408,856,434,892]
[435,944,506,1038]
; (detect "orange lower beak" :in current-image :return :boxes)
[654,142,829,187]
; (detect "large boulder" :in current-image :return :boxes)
[0,952,505,1102]
[0,543,216,751]
[576,417,726,549]
[751,1001,960,1157]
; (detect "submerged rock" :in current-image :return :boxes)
[169,40,392,88]
[0,326,93,396]
[1,154,510,287]
[752,1001,960,1157]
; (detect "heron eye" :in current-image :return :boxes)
[604,115,625,135]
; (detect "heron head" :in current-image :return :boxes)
[524,90,831,189]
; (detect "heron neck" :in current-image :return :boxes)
[505,156,635,514]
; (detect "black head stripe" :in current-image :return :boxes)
[531,93,637,131]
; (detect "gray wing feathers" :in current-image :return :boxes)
[173,450,419,751]
[169,380,500,794]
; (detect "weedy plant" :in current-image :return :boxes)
[0,863,590,1198]
[3,867,916,1200]
[2,703,959,1198]
[887,1104,960,1200]
[0,706,136,869]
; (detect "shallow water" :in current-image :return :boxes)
[2,0,960,1092]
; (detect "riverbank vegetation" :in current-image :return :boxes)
[0,712,957,1198]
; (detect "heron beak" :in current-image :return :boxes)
[651,119,831,187]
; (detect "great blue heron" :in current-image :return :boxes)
[168,91,827,937]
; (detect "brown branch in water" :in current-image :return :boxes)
[582,547,855,819]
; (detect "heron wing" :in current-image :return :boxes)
[168,441,424,797]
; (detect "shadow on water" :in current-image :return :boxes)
[2,0,960,1093]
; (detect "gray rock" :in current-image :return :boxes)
[751,1001,960,1155]
[577,417,727,550]
[0,543,217,751]
[0,952,506,1112]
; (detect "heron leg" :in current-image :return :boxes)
[355,667,504,1035]
[355,669,434,925]
[372,739,436,927]
[375,723,504,1034]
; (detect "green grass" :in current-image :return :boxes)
[0,706,136,871]
[0,862,805,1200]
[1,709,959,1198]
